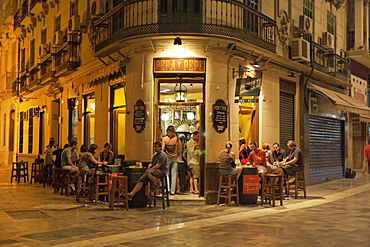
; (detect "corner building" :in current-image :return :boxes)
[0,0,368,202]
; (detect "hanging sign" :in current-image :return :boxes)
[133,99,146,133]
[213,99,228,133]
[234,77,262,103]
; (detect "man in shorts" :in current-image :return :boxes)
[128,142,167,200]
[61,140,79,191]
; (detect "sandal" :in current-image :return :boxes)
[193,190,199,194]
[189,190,195,193]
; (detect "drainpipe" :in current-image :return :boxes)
[227,55,233,142]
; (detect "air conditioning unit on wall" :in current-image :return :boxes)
[291,38,310,62]
[299,15,313,35]
[68,15,81,32]
[52,31,63,46]
[91,0,106,18]
[322,32,335,50]
[38,43,49,57]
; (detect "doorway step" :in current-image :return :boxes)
[169,194,206,206]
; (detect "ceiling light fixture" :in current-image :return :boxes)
[174,78,187,102]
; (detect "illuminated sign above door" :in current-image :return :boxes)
[154,58,206,73]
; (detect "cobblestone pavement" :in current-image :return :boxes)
[1,166,370,247]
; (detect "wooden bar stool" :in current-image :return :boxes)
[43,164,54,187]
[109,176,129,210]
[30,163,43,184]
[285,170,307,199]
[76,174,91,203]
[53,169,71,196]
[10,161,29,183]
[91,172,110,204]
[10,161,21,183]
[217,174,239,206]
[148,176,170,209]
[261,173,284,207]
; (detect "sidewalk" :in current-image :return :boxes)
[1,165,369,246]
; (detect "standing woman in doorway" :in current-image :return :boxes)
[162,126,182,195]
[99,142,114,165]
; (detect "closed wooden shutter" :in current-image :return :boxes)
[280,92,294,150]
[309,115,344,182]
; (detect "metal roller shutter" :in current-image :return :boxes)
[280,92,294,150]
[309,115,344,182]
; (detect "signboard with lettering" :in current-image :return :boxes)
[242,174,259,194]
[213,99,228,133]
[153,58,206,73]
[351,75,367,105]
[234,77,262,101]
[133,100,146,133]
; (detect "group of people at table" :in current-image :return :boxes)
[220,138,304,183]
[44,140,115,191]
[44,132,303,203]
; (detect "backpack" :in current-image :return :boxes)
[345,168,356,178]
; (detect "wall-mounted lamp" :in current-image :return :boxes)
[173,37,182,45]
[250,61,260,68]
[288,72,296,77]
[250,54,264,68]
[190,83,193,87]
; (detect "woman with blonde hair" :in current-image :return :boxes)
[219,141,242,179]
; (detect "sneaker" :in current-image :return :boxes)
[288,175,295,183]
[150,184,160,193]
[69,184,76,192]
[127,193,133,201]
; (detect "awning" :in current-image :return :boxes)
[309,84,370,117]
[73,61,121,88]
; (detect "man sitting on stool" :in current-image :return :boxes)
[128,142,168,201]
[282,140,303,183]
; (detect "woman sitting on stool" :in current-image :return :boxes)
[219,141,242,179]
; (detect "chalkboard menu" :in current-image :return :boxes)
[133,99,146,133]
[213,99,228,133]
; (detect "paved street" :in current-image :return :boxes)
[1,166,370,247]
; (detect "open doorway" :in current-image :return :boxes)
[155,75,205,196]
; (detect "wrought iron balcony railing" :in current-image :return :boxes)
[310,41,349,82]
[94,0,276,53]
[326,53,350,81]
[311,42,329,74]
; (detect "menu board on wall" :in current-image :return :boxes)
[133,99,146,133]
[213,99,228,133]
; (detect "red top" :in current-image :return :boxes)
[247,148,266,166]
[364,144,370,164]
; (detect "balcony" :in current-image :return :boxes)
[39,56,56,84]
[53,33,81,77]
[326,54,350,82]
[310,42,349,82]
[28,65,40,89]
[94,0,276,54]
[30,0,47,10]
[311,42,329,74]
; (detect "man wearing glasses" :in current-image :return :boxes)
[127,142,167,201]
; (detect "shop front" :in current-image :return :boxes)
[308,83,370,182]
[153,57,206,195]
